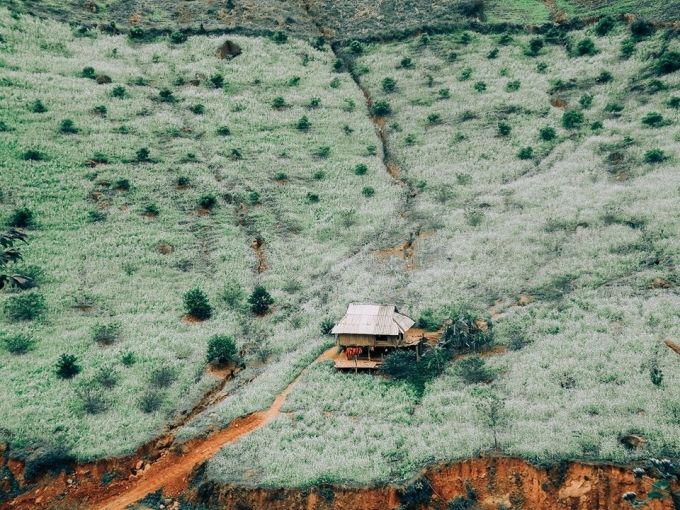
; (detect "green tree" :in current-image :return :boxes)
[56,354,81,379]
[206,335,238,365]
[184,288,212,320]
[248,285,274,315]
[1,229,29,291]
[381,349,416,380]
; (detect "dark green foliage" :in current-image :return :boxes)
[23,149,44,161]
[459,32,472,45]
[427,113,441,124]
[315,146,331,158]
[527,37,543,56]
[170,31,187,44]
[306,192,320,203]
[381,349,416,380]
[1,228,30,291]
[184,288,212,320]
[275,172,288,181]
[656,52,680,75]
[455,355,495,384]
[458,67,472,81]
[93,105,107,117]
[313,170,325,180]
[217,125,231,136]
[366,145,377,155]
[650,364,663,387]
[442,313,493,352]
[56,353,81,379]
[576,38,597,56]
[362,186,375,197]
[158,88,175,102]
[438,88,450,99]
[417,309,441,332]
[129,26,144,39]
[248,191,261,204]
[596,70,613,83]
[448,52,458,61]
[190,104,205,114]
[425,73,434,88]
[419,33,430,46]
[209,73,224,89]
[144,204,159,218]
[373,100,391,116]
[296,115,311,130]
[349,40,364,54]
[590,121,603,131]
[536,62,548,73]
[497,122,511,136]
[0,120,10,132]
[288,76,301,87]
[248,285,274,315]
[647,79,667,93]
[150,365,177,388]
[87,210,106,223]
[198,194,217,209]
[505,80,520,92]
[382,77,396,92]
[579,94,593,109]
[539,126,556,141]
[59,119,78,134]
[333,58,344,72]
[486,48,499,59]
[138,390,163,413]
[343,99,356,112]
[272,31,288,44]
[498,33,512,45]
[114,178,130,191]
[2,333,36,354]
[4,292,46,321]
[320,318,334,335]
[79,386,109,414]
[644,149,666,163]
[594,16,616,36]
[354,163,368,175]
[399,57,414,69]
[473,81,486,92]
[620,38,636,59]
[207,335,238,365]
[399,479,433,509]
[95,366,120,388]
[668,97,680,109]
[176,176,190,187]
[81,66,96,79]
[562,109,584,129]
[135,147,150,162]
[121,351,136,367]
[517,147,533,160]
[604,102,623,113]
[631,20,652,38]
[404,134,416,145]
[642,112,664,127]
[309,97,321,108]
[30,99,47,113]
[7,207,34,229]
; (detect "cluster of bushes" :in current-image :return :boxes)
[183,285,274,319]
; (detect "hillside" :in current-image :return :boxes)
[1,3,680,509]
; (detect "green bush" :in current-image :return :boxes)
[438,88,450,99]
[288,76,301,87]
[138,390,163,413]
[576,38,597,56]
[309,97,321,108]
[92,322,121,345]
[150,365,177,388]
[458,67,472,81]
[498,33,512,45]
[527,38,543,56]
[78,386,109,414]
[536,62,548,73]
[92,105,107,117]
[206,335,238,365]
[320,318,334,335]
[313,170,325,180]
[381,349,416,380]
[81,66,96,79]
[644,149,666,163]
[473,81,486,92]
[647,79,667,94]
[2,333,36,354]
[7,207,34,228]
[594,16,616,36]
[210,73,224,88]
[539,127,556,141]
[221,279,244,307]
[4,292,46,321]
[562,109,584,129]
[455,355,495,384]
[248,285,274,315]
[121,351,137,367]
[184,288,212,320]
[170,31,187,44]
[95,366,120,388]
[315,146,331,158]
[417,309,441,332]
[190,104,205,115]
[136,147,150,162]
[596,70,613,83]
[631,20,652,38]
[505,80,520,92]
[668,97,680,109]
[306,192,320,203]
[497,122,511,136]
[129,26,144,40]
[296,116,311,131]
[620,38,636,59]
[656,52,680,75]
[30,99,47,113]
[373,100,391,116]
[517,147,533,160]
[272,31,288,44]
[404,134,416,145]
[333,58,344,72]
[23,149,44,161]
[642,112,664,127]
[590,121,603,131]
[158,88,175,103]
[354,163,368,175]
[217,125,231,136]
[56,353,81,379]
[427,113,441,124]
[381,77,396,92]
[349,40,364,54]
[198,194,217,209]
[59,119,78,134]
[144,203,159,216]
[579,94,593,109]
[399,57,413,69]
[362,186,375,197]
[486,48,499,59]
[604,102,623,113]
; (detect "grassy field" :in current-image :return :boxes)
[2,4,680,492]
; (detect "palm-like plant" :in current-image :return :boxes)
[0,229,30,290]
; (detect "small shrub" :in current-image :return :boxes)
[539,126,556,141]
[136,147,150,162]
[517,147,533,160]
[198,194,217,210]
[620,38,636,59]
[399,57,414,69]
[497,122,511,136]
[458,67,472,81]
[332,58,344,72]
[217,125,231,136]
[366,145,377,155]
[169,30,187,44]
[59,119,78,134]
[505,80,520,92]
[456,173,472,185]
[656,52,680,75]
[296,116,311,131]
[288,76,301,87]
[92,105,107,117]
[206,335,238,365]
[343,99,356,112]
[7,207,34,228]
[176,176,190,187]
[129,26,144,39]
[644,149,666,163]
[642,112,664,127]
[647,79,667,94]
[650,364,663,387]
[594,16,616,36]
[373,100,391,116]
[56,354,81,379]
[158,88,175,103]
[527,38,543,56]
[438,88,450,99]
[382,77,396,92]
[590,121,603,131]
[306,192,320,203]
[631,20,652,38]
[272,31,288,44]
[95,366,120,388]
[23,149,44,161]
[0,120,10,132]
[536,62,548,73]
[579,94,593,109]
[2,333,36,354]
[320,318,334,335]
[487,48,499,59]
[459,32,472,45]
[248,285,274,315]
[473,81,486,92]
[114,178,130,191]
[248,191,261,204]
[349,40,364,54]
[362,186,375,197]
[190,104,205,115]
[427,113,441,124]
[309,97,321,108]
[138,390,163,413]
[92,323,121,345]
[81,66,97,79]
[30,100,47,113]
[596,70,613,83]
[417,309,441,332]
[562,109,584,129]
[381,350,416,380]
[400,479,433,508]
[315,146,331,158]
[79,386,109,414]
[354,163,368,175]
[404,134,416,145]
[150,365,177,388]
[313,170,325,180]
[4,292,46,321]
[210,73,224,88]
[121,351,136,366]
[464,208,484,226]
[668,97,680,109]
[184,288,212,320]
[455,355,495,384]
[88,210,106,223]
[604,102,623,113]
[499,32,513,45]
[576,38,597,56]
[448,52,458,61]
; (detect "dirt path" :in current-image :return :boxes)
[93,346,335,510]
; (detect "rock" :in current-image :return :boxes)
[67,478,73,484]
[156,435,174,450]
[35,497,42,504]
[135,460,144,471]
[621,434,646,449]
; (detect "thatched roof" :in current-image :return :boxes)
[331,303,415,336]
